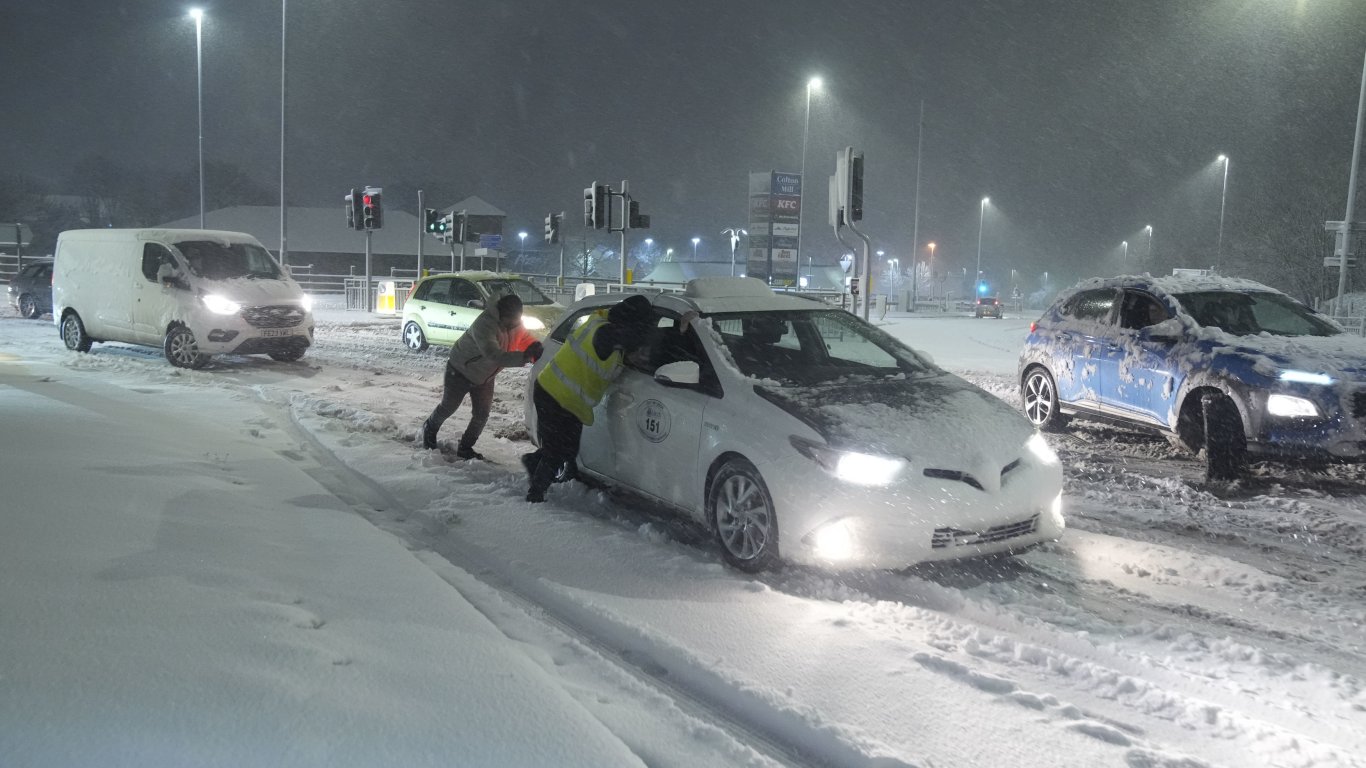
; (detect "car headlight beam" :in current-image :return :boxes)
[299,293,313,313]
[522,315,545,331]
[809,519,855,561]
[790,436,907,486]
[1267,393,1319,418]
[202,294,242,315]
[1026,433,1059,465]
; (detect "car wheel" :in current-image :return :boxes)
[708,458,781,572]
[61,311,92,352]
[1201,393,1246,481]
[1022,366,1069,431]
[268,345,306,362]
[164,325,210,369]
[19,294,40,319]
[403,321,429,351]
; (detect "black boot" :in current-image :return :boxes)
[421,419,438,450]
[527,457,558,502]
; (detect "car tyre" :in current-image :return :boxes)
[403,321,429,352]
[61,311,93,352]
[164,324,210,369]
[1022,366,1069,432]
[268,345,307,362]
[708,458,781,573]
[1201,393,1246,481]
[19,294,40,319]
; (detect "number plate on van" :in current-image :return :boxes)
[260,328,294,337]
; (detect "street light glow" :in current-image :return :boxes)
[808,76,822,91]
[691,237,700,245]
[1218,154,1227,162]
[644,238,653,246]
[982,196,990,206]
[188,7,203,20]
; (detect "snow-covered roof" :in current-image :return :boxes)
[158,206,447,256]
[1070,273,1277,296]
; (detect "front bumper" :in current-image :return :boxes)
[1247,385,1366,463]
[189,306,314,355]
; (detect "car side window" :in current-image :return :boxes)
[1063,289,1116,323]
[450,279,483,308]
[1119,291,1168,330]
[140,244,178,282]
[423,278,452,305]
[550,307,602,343]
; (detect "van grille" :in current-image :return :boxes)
[931,514,1039,550]
[242,305,306,329]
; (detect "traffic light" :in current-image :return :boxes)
[544,212,561,244]
[424,208,440,235]
[345,189,362,230]
[361,186,383,230]
[628,200,649,229]
[583,182,607,229]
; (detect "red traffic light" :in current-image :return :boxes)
[363,195,373,206]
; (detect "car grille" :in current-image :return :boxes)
[923,468,984,491]
[242,305,306,328]
[1353,391,1366,420]
[931,514,1040,550]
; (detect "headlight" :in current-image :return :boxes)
[202,294,241,315]
[1026,433,1059,465]
[790,436,907,486]
[809,519,855,561]
[522,315,545,331]
[299,293,313,313]
[1049,492,1065,528]
[1279,370,1332,386]
[1267,393,1319,418]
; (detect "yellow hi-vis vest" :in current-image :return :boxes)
[536,313,623,426]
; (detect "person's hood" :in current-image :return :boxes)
[755,373,1039,488]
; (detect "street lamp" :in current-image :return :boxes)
[691,237,701,260]
[798,76,822,270]
[665,248,673,261]
[1145,224,1154,263]
[1122,240,1128,264]
[927,242,936,299]
[975,197,989,296]
[1216,154,1229,270]
[517,231,527,273]
[188,8,205,228]
[722,228,746,277]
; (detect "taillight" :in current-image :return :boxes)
[406,282,419,300]
[1029,321,1038,333]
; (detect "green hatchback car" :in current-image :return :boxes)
[401,271,565,351]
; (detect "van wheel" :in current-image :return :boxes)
[708,458,781,573]
[402,321,429,351]
[61,312,93,352]
[19,294,40,319]
[268,345,306,362]
[164,325,209,369]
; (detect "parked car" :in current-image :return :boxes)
[7,259,53,319]
[1018,274,1366,476]
[525,277,1065,572]
[401,271,564,351]
[975,296,1004,318]
[52,229,314,368]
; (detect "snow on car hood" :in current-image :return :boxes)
[204,276,305,304]
[1187,325,1366,381]
[756,373,1038,481]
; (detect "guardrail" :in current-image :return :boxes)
[1329,315,1366,336]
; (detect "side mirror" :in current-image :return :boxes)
[467,299,485,309]
[654,360,700,387]
[1141,320,1184,345]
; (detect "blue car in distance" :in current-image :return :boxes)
[1018,274,1366,476]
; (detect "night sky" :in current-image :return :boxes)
[5,0,1365,289]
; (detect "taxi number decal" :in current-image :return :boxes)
[636,399,672,443]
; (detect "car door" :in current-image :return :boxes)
[132,243,180,343]
[1101,290,1180,425]
[600,311,713,509]
[1051,288,1117,408]
[446,278,485,339]
[411,278,458,344]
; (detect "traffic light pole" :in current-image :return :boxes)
[416,189,424,276]
[458,210,468,271]
[364,229,373,313]
[619,180,629,287]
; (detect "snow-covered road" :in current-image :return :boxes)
[2,303,1364,767]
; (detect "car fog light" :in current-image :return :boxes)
[1267,393,1319,418]
[1049,492,1065,529]
[811,520,854,561]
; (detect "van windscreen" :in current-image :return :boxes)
[175,240,282,281]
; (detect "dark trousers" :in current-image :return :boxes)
[426,365,495,451]
[528,381,584,498]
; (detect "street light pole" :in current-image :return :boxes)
[279,0,287,266]
[1145,224,1153,264]
[1122,240,1128,264]
[722,228,746,277]
[927,242,936,299]
[975,197,989,296]
[1216,154,1229,271]
[190,8,205,228]
[1335,48,1366,309]
[798,77,821,275]
[691,237,700,260]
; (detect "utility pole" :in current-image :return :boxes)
[1335,48,1366,309]
[909,100,923,311]
[416,189,424,276]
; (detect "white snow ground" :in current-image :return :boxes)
[1,300,1364,768]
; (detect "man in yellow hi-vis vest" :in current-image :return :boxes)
[523,294,654,502]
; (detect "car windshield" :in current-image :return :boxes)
[480,278,553,305]
[174,240,283,281]
[709,309,936,385]
[1174,290,1340,337]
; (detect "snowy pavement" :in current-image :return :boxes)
[2,302,1364,767]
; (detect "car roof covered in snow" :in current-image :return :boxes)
[1065,273,1281,299]
[562,278,828,316]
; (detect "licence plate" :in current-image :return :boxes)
[260,328,294,337]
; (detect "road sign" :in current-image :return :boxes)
[1324,256,1358,268]
[1324,220,1366,233]
[479,234,503,249]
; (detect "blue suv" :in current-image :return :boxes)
[1018,274,1366,476]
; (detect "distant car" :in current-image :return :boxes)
[975,296,1004,318]
[401,271,564,351]
[7,260,53,319]
[526,277,1065,572]
[1017,274,1366,475]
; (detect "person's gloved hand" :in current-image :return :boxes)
[525,341,545,362]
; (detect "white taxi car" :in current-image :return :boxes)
[525,277,1065,572]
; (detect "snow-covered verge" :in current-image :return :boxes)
[2,306,1364,767]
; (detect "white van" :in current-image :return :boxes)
[52,229,314,368]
